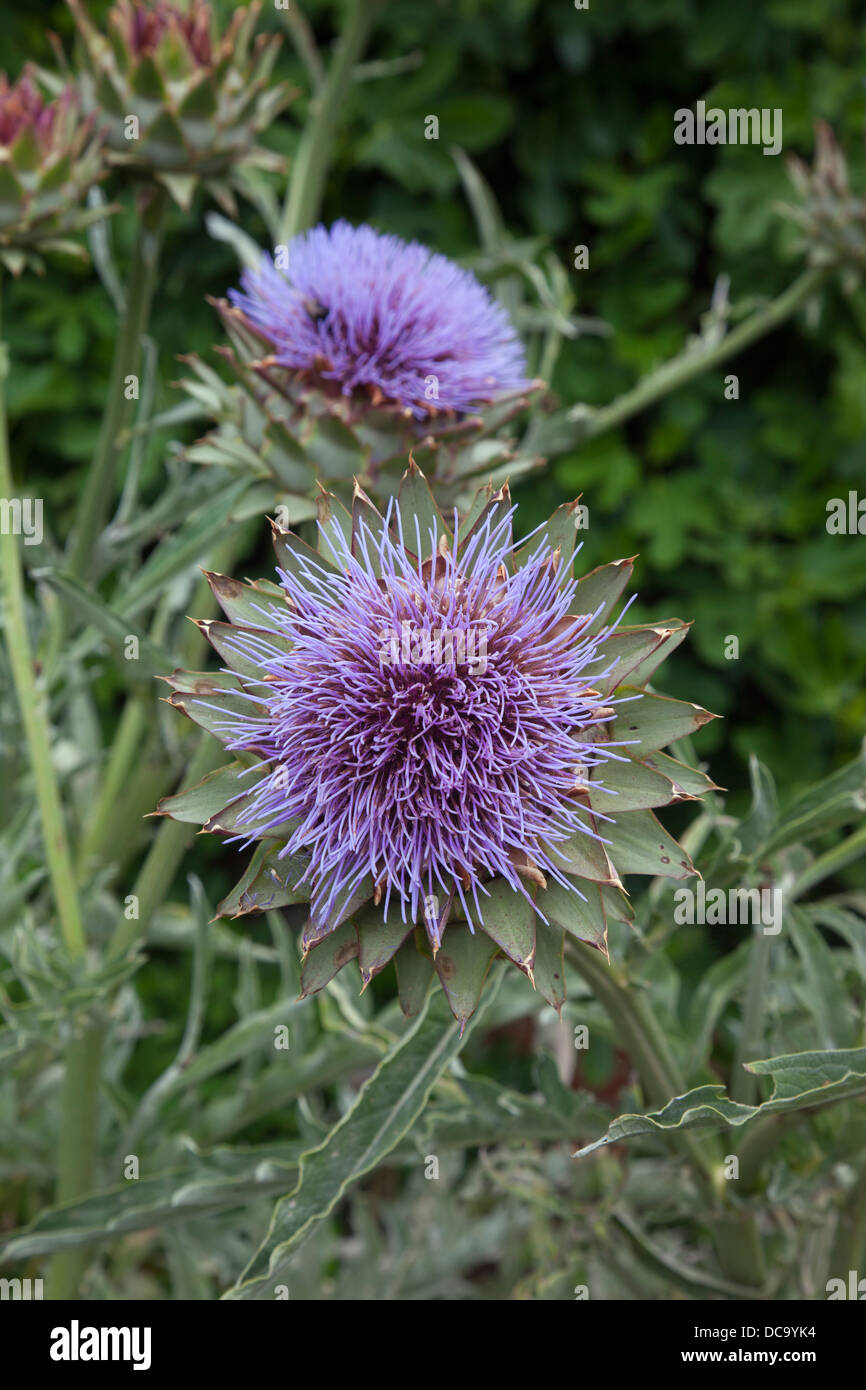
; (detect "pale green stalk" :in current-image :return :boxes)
[0,282,85,961]
[67,185,167,581]
[541,266,827,455]
[0,277,106,1299]
[279,0,384,242]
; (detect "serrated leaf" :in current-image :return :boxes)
[38,571,173,682]
[763,743,866,855]
[0,1143,303,1259]
[224,978,500,1299]
[686,940,751,1075]
[788,908,857,1050]
[736,755,779,859]
[169,999,306,1091]
[118,479,252,619]
[575,1045,866,1157]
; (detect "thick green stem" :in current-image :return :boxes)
[108,732,223,960]
[789,823,866,902]
[279,5,324,90]
[828,1165,866,1283]
[78,693,148,869]
[569,939,772,1284]
[279,0,383,242]
[0,281,85,960]
[731,927,773,1105]
[566,940,684,1106]
[736,1111,803,1189]
[45,1027,104,1299]
[544,266,826,456]
[567,942,768,1286]
[67,184,167,581]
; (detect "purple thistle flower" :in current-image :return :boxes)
[228,220,529,418]
[200,497,634,947]
[160,472,716,1023]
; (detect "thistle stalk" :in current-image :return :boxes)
[67,184,167,581]
[828,1165,866,1285]
[566,940,769,1289]
[108,731,223,961]
[0,277,103,1299]
[0,277,85,960]
[565,940,684,1108]
[537,265,827,457]
[279,0,383,241]
[45,1028,104,1299]
[730,926,774,1106]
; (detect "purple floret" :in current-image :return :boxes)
[201,501,635,943]
[228,220,529,417]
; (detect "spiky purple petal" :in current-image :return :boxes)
[228,220,528,417]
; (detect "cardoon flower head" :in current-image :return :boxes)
[781,120,866,289]
[182,223,543,511]
[126,0,213,64]
[0,66,108,276]
[67,0,292,210]
[160,467,717,1026]
[229,221,529,417]
[0,71,59,148]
